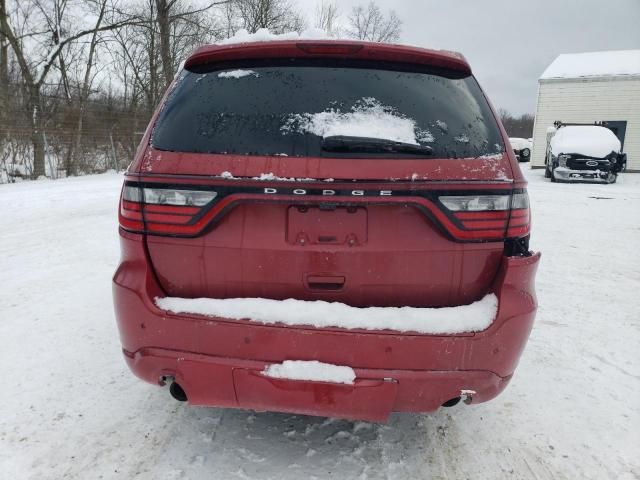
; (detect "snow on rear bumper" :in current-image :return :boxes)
[154,293,499,335]
[113,231,540,418]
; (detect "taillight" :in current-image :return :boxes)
[438,191,530,241]
[118,185,145,232]
[506,192,531,238]
[119,184,217,235]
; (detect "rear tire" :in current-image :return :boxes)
[544,153,552,178]
[520,148,530,161]
[550,166,557,182]
[544,160,552,179]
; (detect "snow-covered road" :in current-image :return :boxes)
[1,169,639,479]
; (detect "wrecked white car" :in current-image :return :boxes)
[509,137,532,162]
[545,123,627,184]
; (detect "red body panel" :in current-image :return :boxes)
[136,147,517,182]
[113,39,538,421]
[146,200,504,307]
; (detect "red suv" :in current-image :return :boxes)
[113,40,540,422]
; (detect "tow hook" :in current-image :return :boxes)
[460,389,476,404]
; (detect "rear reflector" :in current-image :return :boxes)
[439,191,530,240]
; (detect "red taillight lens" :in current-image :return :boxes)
[118,184,217,235]
[119,186,144,231]
[438,191,530,240]
[506,192,531,238]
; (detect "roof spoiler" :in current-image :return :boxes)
[184,41,472,75]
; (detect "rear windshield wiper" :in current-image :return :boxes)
[321,135,433,155]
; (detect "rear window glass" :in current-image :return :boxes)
[152,60,504,159]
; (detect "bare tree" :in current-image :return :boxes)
[499,109,535,138]
[0,0,134,178]
[0,0,8,122]
[71,1,108,175]
[346,1,401,43]
[233,0,305,34]
[1,0,334,182]
[314,0,339,36]
[154,0,226,90]
[219,0,240,38]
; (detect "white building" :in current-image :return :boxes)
[531,50,640,172]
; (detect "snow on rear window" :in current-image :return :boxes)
[218,69,258,79]
[416,129,435,143]
[435,120,448,133]
[155,293,499,335]
[263,360,356,385]
[281,97,419,144]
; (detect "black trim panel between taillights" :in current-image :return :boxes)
[119,180,530,242]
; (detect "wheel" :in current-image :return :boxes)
[544,161,552,178]
[550,165,557,182]
[520,148,530,161]
[606,172,617,184]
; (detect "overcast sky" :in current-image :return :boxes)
[299,0,640,114]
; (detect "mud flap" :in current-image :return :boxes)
[233,369,398,422]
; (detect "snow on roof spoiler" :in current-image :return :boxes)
[183,41,472,75]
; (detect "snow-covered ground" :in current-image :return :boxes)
[1,168,639,479]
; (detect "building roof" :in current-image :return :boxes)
[540,50,640,81]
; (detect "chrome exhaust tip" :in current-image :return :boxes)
[169,382,188,402]
[441,397,461,407]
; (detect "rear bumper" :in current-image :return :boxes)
[125,348,511,422]
[113,231,540,421]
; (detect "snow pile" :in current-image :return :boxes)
[550,126,621,158]
[263,360,356,385]
[218,69,258,79]
[155,293,498,334]
[252,172,317,181]
[220,28,329,46]
[540,50,640,80]
[281,98,420,145]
